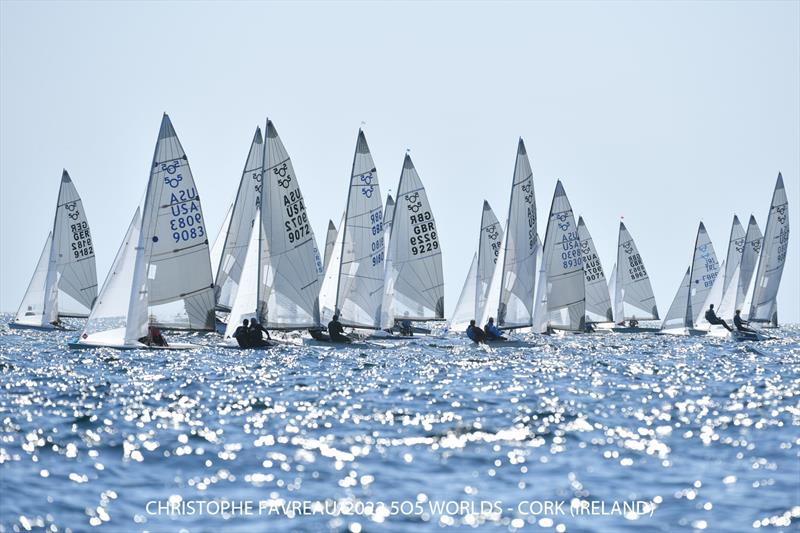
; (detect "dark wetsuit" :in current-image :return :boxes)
[466,325,486,344]
[705,309,732,331]
[328,318,351,343]
[400,320,413,336]
[248,322,271,347]
[484,323,506,341]
[734,314,755,333]
[232,325,251,348]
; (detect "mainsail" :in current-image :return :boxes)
[475,201,504,322]
[613,222,659,321]
[532,181,585,332]
[480,139,538,329]
[735,215,763,316]
[214,127,264,312]
[578,216,613,323]
[319,130,385,329]
[223,208,261,338]
[139,114,216,330]
[13,233,58,328]
[379,155,444,329]
[721,215,746,296]
[660,267,691,331]
[687,222,720,326]
[449,253,478,331]
[749,173,789,323]
[323,220,338,272]
[258,119,323,329]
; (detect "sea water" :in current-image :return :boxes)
[0,316,798,532]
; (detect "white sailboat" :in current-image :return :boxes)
[322,219,338,272]
[73,114,215,348]
[319,129,385,329]
[660,222,720,335]
[611,221,659,331]
[479,139,538,330]
[214,127,264,313]
[379,155,444,331]
[578,216,613,325]
[531,180,585,333]
[748,173,789,325]
[697,215,745,332]
[12,170,98,329]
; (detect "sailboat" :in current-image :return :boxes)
[748,173,789,326]
[578,216,613,327]
[696,215,744,333]
[610,221,659,332]
[379,154,444,335]
[660,222,720,335]
[479,139,539,332]
[71,114,215,349]
[531,180,585,333]
[318,129,385,330]
[12,170,98,329]
[449,201,503,332]
[220,118,324,343]
[214,127,264,314]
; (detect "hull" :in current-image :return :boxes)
[9,321,70,331]
[611,327,661,334]
[68,340,198,350]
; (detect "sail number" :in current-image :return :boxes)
[409,210,439,256]
[561,231,582,269]
[583,253,604,282]
[370,210,384,266]
[283,188,311,244]
[626,253,648,280]
[70,221,94,259]
[168,192,206,243]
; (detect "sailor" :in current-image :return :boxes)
[704,304,733,331]
[466,319,486,344]
[139,325,168,347]
[328,311,351,343]
[248,318,272,347]
[232,319,252,348]
[484,317,506,341]
[399,314,413,336]
[733,309,756,333]
[628,316,639,328]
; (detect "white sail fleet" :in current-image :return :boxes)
[10,115,790,347]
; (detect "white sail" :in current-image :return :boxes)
[578,216,613,323]
[139,114,215,330]
[210,203,233,281]
[79,210,142,346]
[383,193,395,256]
[323,220,338,272]
[481,139,538,329]
[749,174,789,323]
[321,130,385,328]
[475,201,503,322]
[379,155,444,329]
[215,127,264,312]
[532,181,585,332]
[319,213,345,323]
[686,222,720,326]
[52,170,98,317]
[614,222,659,321]
[258,119,323,329]
[13,232,58,328]
[224,209,261,338]
[660,267,691,331]
[716,261,740,320]
[449,252,478,331]
[721,215,745,296]
[607,262,617,313]
[736,215,763,316]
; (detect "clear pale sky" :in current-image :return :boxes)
[1,1,798,322]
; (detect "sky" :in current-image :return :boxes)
[1,1,798,322]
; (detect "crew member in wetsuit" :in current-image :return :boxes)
[139,325,168,347]
[704,304,732,331]
[484,317,506,341]
[328,312,351,343]
[733,309,756,334]
[628,317,639,328]
[232,319,251,348]
[399,318,413,336]
[248,319,272,347]
[466,319,486,344]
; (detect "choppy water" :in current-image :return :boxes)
[0,316,798,533]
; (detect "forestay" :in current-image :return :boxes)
[749,174,789,323]
[480,139,538,329]
[258,119,323,329]
[140,114,215,330]
[532,181,585,332]
[215,127,264,312]
[613,222,659,321]
[320,130,385,329]
[578,216,613,323]
[379,155,444,329]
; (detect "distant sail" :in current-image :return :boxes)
[661,267,691,331]
[224,208,261,338]
[480,139,538,329]
[721,215,745,296]
[613,222,659,321]
[215,127,264,312]
[578,216,613,323]
[323,219,338,272]
[749,174,789,323]
[532,181,585,332]
[701,216,745,323]
[475,201,503,322]
[258,119,323,329]
[13,232,58,328]
[607,262,617,312]
[687,222,720,326]
[140,114,215,330]
[380,155,444,329]
[210,203,233,281]
[320,130,385,328]
[449,252,478,331]
[383,193,395,255]
[735,215,763,315]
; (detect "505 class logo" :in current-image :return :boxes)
[360,173,375,198]
[405,192,421,213]
[64,202,80,220]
